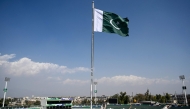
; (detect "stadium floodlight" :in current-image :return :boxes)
[3,77,10,107]
[179,75,185,80]
[179,75,188,106]
[94,82,98,104]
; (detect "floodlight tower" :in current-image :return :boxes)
[179,75,188,106]
[94,82,98,104]
[3,77,10,107]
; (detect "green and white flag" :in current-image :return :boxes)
[94,8,129,36]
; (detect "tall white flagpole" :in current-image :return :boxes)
[91,1,94,109]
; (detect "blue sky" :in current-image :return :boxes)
[0,0,190,98]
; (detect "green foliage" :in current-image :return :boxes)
[156,94,162,102]
[34,100,41,105]
[160,96,166,103]
[111,91,130,104]
[0,99,2,107]
[81,99,90,105]
[144,89,150,101]
[96,99,104,104]
[165,93,171,102]
[133,93,145,102]
[0,98,11,107]
[151,95,156,101]
[126,90,171,103]
[25,100,34,106]
[25,100,40,106]
[111,93,119,99]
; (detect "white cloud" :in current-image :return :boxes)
[96,75,181,86]
[43,75,185,96]
[47,76,61,81]
[54,75,182,86]
[1,53,188,97]
[0,53,15,65]
[0,53,90,76]
[62,79,89,85]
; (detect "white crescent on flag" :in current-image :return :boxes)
[110,19,120,30]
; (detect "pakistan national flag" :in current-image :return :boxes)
[94,8,129,36]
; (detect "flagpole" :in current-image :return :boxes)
[91,1,94,109]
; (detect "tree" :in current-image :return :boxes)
[0,98,2,107]
[151,95,157,101]
[111,92,130,104]
[118,92,126,104]
[81,99,90,105]
[0,98,11,107]
[144,89,150,101]
[25,100,35,106]
[118,92,130,104]
[165,93,171,103]
[156,94,162,102]
[133,94,145,102]
[111,93,119,99]
[96,99,104,104]
[160,96,166,103]
[34,100,41,105]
